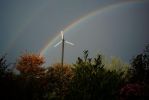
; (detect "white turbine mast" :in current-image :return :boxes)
[54,31,74,67]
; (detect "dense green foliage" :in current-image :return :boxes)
[66,50,123,100]
[0,44,149,100]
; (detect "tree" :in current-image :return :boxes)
[66,50,123,100]
[46,63,74,100]
[15,53,47,100]
[130,44,149,82]
[16,53,45,76]
[0,55,19,100]
[104,57,130,80]
[0,55,8,77]
[119,44,149,100]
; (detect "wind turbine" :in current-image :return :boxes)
[54,31,74,67]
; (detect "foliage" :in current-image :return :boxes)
[105,57,129,72]
[0,55,19,100]
[104,57,130,80]
[0,44,149,100]
[119,44,149,100]
[66,50,123,100]
[15,74,49,100]
[46,63,74,100]
[16,53,45,76]
[15,53,49,100]
[0,55,8,77]
[130,44,149,82]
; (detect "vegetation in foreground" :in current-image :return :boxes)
[0,44,149,100]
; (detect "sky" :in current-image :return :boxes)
[0,0,149,65]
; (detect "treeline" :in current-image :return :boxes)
[0,45,149,100]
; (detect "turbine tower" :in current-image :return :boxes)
[54,31,74,67]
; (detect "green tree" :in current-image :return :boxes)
[66,50,123,100]
[130,44,149,82]
[104,57,130,80]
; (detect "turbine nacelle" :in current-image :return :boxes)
[61,31,64,39]
[54,31,74,47]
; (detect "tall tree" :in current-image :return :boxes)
[16,53,49,100]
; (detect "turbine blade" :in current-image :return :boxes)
[61,31,64,39]
[54,41,62,47]
[65,41,74,46]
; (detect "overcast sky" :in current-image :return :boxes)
[0,0,149,64]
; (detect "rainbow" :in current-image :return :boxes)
[40,0,144,56]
